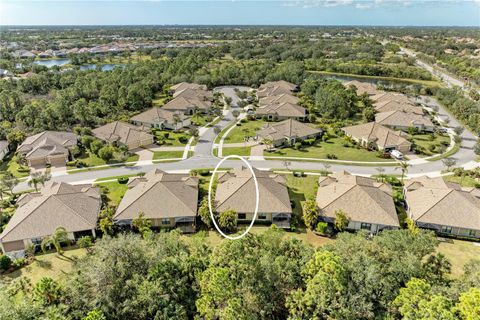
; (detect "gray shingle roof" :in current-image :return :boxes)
[17,131,77,160]
[92,121,153,146]
[257,119,322,141]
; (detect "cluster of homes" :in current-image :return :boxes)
[1,167,479,256]
[341,80,436,155]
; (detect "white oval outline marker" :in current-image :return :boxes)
[208,155,259,240]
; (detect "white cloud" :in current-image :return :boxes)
[282,0,479,9]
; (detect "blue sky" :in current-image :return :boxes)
[1,0,479,26]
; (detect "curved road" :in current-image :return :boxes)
[13,89,479,193]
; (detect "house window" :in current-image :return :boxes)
[468,229,476,237]
[258,214,267,220]
[441,226,452,234]
[238,213,246,220]
[360,223,371,230]
[162,218,170,225]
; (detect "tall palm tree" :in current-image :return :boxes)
[28,172,51,192]
[396,160,410,182]
[41,227,70,254]
[375,167,386,182]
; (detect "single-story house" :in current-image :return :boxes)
[131,107,191,130]
[114,169,199,233]
[173,87,214,101]
[0,181,101,257]
[375,110,435,132]
[345,80,382,96]
[342,122,412,153]
[0,140,9,160]
[169,82,207,94]
[259,93,300,106]
[17,131,77,167]
[371,92,413,105]
[257,81,298,98]
[257,119,323,147]
[92,121,154,150]
[256,102,307,121]
[215,167,292,228]
[316,171,400,234]
[162,97,211,115]
[374,100,424,115]
[404,176,480,239]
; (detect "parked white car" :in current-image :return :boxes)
[390,150,404,160]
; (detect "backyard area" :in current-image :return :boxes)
[95,180,129,206]
[436,239,480,278]
[265,136,392,162]
[285,174,318,221]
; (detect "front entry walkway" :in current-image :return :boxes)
[249,144,266,161]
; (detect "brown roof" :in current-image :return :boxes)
[345,80,381,96]
[405,177,480,230]
[374,100,424,115]
[257,119,322,141]
[173,88,213,101]
[92,121,153,146]
[0,181,101,243]
[256,102,306,118]
[342,122,411,150]
[17,131,77,160]
[170,82,207,92]
[162,96,211,112]
[215,167,292,214]
[371,92,412,104]
[316,171,399,227]
[258,80,297,91]
[375,110,434,128]
[131,107,188,125]
[259,93,300,106]
[114,169,199,220]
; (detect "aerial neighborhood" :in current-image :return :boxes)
[0,23,479,320]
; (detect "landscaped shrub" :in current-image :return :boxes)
[66,160,77,167]
[240,118,247,123]
[12,258,26,268]
[163,132,170,139]
[0,254,12,271]
[316,222,328,234]
[326,153,337,159]
[198,169,211,176]
[17,167,31,173]
[178,136,189,144]
[117,177,129,184]
[76,161,87,168]
[294,142,302,150]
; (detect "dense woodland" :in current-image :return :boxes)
[0,228,478,320]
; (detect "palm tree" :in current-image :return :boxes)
[41,227,70,254]
[261,138,273,151]
[322,163,331,176]
[396,160,410,182]
[375,167,386,182]
[28,172,51,192]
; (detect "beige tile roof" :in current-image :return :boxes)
[259,93,300,106]
[258,80,297,91]
[405,177,480,230]
[257,119,322,141]
[92,121,153,146]
[162,96,211,112]
[215,167,292,214]
[374,100,424,115]
[371,92,412,104]
[316,171,399,227]
[0,181,101,243]
[256,102,306,118]
[257,86,293,98]
[170,82,207,92]
[17,131,77,160]
[114,169,199,220]
[342,122,412,150]
[173,88,213,101]
[131,107,188,125]
[345,80,381,96]
[375,110,434,128]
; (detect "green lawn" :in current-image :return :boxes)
[410,133,450,156]
[95,180,129,206]
[285,175,319,222]
[0,154,30,178]
[153,150,184,160]
[436,239,480,278]
[443,175,479,187]
[152,93,170,107]
[1,247,87,285]
[153,130,191,147]
[265,137,391,162]
[223,119,266,143]
[191,114,211,126]
[69,151,139,169]
[221,146,252,157]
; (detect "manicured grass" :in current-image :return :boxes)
[152,93,170,107]
[223,119,266,143]
[410,133,450,156]
[0,154,30,178]
[153,130,190,147]
[71,151,139,168]
[191,114,210,126]
[436,239,480,278]
[443,174,479,187]
[285,175,319,221]
[265,137,391,162]
[1,247,87,285]
[95,173,144,182]
[153,150,184,160]
[95,180,129,206]
[221,146,251,157]
[426,143,460,162]
[214,122,235,144]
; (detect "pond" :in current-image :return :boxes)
[32,59,123,71]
